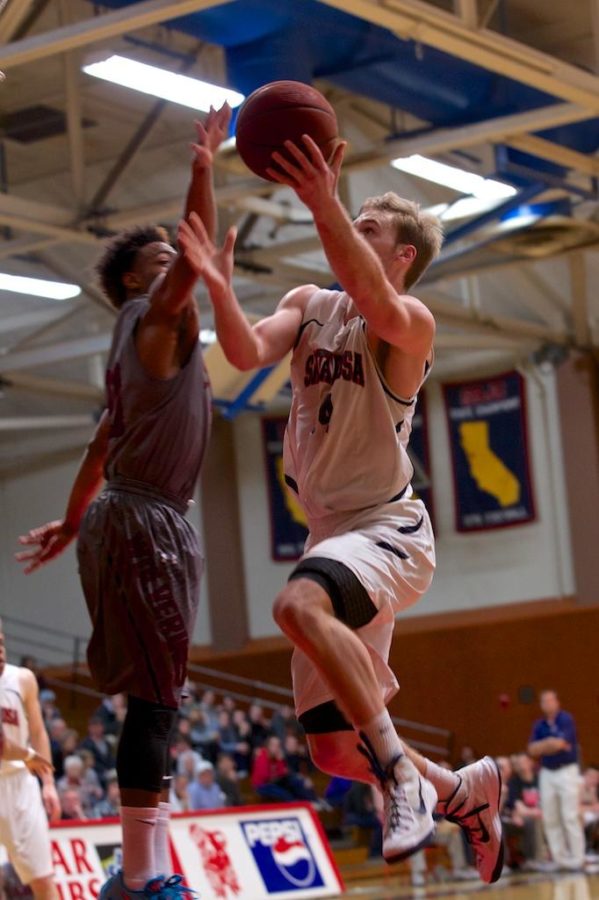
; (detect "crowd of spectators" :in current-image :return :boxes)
[39,683,325,820]
[30,673,599,887]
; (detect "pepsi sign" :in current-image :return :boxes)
[242,818,325,893]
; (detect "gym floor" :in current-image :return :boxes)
[334,871,599,899]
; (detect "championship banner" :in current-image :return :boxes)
[1,805,343,900]
[407,390,435,529]
[443,371,535,532]
[262,417,308,561]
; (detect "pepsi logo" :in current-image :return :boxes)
[242,818,324,892]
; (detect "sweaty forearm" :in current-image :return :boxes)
[313,197,389,310]
[211,285,261,370]
[185,166,216,243]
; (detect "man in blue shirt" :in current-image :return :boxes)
[528,690,584,871]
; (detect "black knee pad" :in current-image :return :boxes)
[289,557,377,629]
[117,695,177,793]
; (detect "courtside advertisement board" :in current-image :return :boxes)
[0,804,343,900]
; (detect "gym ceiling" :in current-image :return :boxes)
[0,0,597,473]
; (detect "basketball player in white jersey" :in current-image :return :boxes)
[0,619,59,899]
[185,134,503,883]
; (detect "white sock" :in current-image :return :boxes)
[424,760,461,804]
[360,710,403,768]
[155,801,172,876]
[121,806,159,890]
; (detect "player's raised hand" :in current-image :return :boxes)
[178,212,237,296]
[266,135,347,211]
[15,520,77,574]
[191,101,232,168]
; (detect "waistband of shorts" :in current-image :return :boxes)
[105,476,190,515]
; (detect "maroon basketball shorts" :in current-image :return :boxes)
[77,487,203,708]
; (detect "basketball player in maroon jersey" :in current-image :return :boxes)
[181,133,504,883]
[16,105,231,900]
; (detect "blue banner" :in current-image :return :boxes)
[262,417,308,561]
[407,390,435,530]
[443,371,535,532]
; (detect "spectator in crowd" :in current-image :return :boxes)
[19,655,48,692]
[409,818,479,887]
[495,756,514,814]
[581,767,599,857]
[251,735,317,803]
[169,773,192,813]
[231,709,252,776]
[47,716,68,778]
[270,705,299,743]
[79,715,115,786]
[59,727,79,760]
[39,689,60,725]
[189,709,219,762]
[455,745,477,770]
[248,704,269,750]
[504,753,545,869]
[188,761,226,811]
[93,774,121,819]
[173,735,204,780]
[216,754,244,808]
[93,694,127,740]
[57,754,102,817]
[528,690,585,871]
[343,782,382,859]
[216,710,239,757]
[198,690,220,733]
[60,787,86,821]
[221,695,236,715]
[283,733,310,776]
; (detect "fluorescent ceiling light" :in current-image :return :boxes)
[0,273,81,301]
[83,55,244,112]
[427,196,508,222]
[391,154,516,201]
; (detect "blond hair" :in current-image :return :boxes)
[359,193,443,289]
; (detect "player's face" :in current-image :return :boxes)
[353,212,398,268]
[126,241,176,296]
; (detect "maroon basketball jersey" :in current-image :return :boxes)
[104,296,212,502]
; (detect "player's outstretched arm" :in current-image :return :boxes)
[181,211,311,370]
[268,136,434,357]
[16,410,110,574]
[185,102,231,242]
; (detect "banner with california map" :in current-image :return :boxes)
[262,416,309,561]
[443,371,535,532]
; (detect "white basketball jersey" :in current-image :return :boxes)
[284,289,427,524]
[0,664,28,774]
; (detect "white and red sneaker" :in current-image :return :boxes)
[442,756,504,883]
[358,734,437,864]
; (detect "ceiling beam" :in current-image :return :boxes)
[343,104,593,173]
[0,333,111,374]
[569,252,591,346]
[59,0,85,210]
[0,0,233,70]
[321,0,599,110]
[0,236,60,261]
[454,0,478,29]
[0,415,95,431]
[506,134,599,177]
[0,0,37,43]
[6,372,103,400]
[0,308,71,336]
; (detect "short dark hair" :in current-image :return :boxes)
[95,225,170,310]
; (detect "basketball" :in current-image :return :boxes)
[235,80,339,182]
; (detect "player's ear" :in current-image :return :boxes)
[395,244,416,264]
[122,271,140,291]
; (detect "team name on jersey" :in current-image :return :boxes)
[304,350,365,387]
[1,708,19,727]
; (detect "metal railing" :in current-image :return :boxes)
[1,615,454,758]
